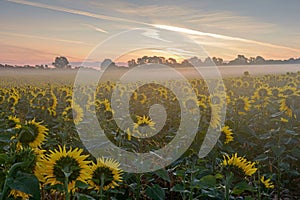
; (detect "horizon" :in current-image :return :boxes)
[1,1,300,65]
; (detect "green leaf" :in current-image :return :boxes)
[0,132,14,143]
[254,154,269,162]
[291,147,300,159]
[171,184,190,193]
[232,181,253,195]
[75,180,89,189]
[0,153,8,164]
[7,171,40,200]
[258,133,272,140]
[146,184,165,200]
[271,145,286,157]
[154,169,171,183]
[285,130,298,136]
[199,175,216,188]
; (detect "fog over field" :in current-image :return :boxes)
[1,64,299,84]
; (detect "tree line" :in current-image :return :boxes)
[1,55,300,70]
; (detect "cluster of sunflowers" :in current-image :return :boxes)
[0,115,123,200]
[0,70,299,199]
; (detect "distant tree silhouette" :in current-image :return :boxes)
[228,55,248,65]
[128,59,137,68]
[203,57,214,66]
[101,59,116,70]
[212,57,224,66]
[53,56,70,68]
[188,57,202,67]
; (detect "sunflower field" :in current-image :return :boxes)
[0,69,300,200]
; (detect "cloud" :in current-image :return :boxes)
[142,29,170,43]
[184,11,276,34]
[83,24,108,33]
[7,0,148,25]
[7,0,300,58]
[0,31,88,45]
[152,24,300,53]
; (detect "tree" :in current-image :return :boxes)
[228,55,248,65]
[101,59,116,70]
[188,56,202,67]
[203,57,214,66]
[128,59,137,68]
[255,56,265,64]
[212,57,224,66]
[52,56,70,69]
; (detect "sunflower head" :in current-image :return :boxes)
[260,176,274,189]
[223,153,257,176]
[221,126,234,144]
[8,115,22,129]
[184,97,199,113]
[62,103,84,125]
[39,146,91,193]
[234,96,251,114]
[17,119,48,149]
[89,157,123,191]
[253,86,272,100]
[9,189,31,200]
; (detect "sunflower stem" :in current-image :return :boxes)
[258,170,261,200]
[99,173,105,200]
[224,172,233,200]
[63,172,71,200]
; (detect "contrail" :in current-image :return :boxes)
[7,0,300,53]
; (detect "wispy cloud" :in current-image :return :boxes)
[83,24,108,33]
[185,11,276,34]
[7,0,300,56]
[152,24,300,53]
[0,31,88,45]
[142,29,170,43]
[7,0,148,25]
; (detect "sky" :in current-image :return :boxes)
[1,0,300,65]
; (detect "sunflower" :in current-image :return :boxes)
[0,94,5,104]
[39,145,91,193]
[270,87,281,98]
[33,148,47,183]
[253,86,272,100]
[62,103,84,125]
[137,93,147,104]
[242,81,250,88]
[223,153,257,176]
[222,126,234,144]
[279,85,297,97]
[7,93,19,108]
[209,92,226,107]
[210,105,222,129]
[88,157,123,191]
[9,189,31,200]
[233,96,251,115]
[279,94,300,118]
[260,176,274,189]
[233,78,243,88]
[133,115,155,137]
[8,115,22,129]
[280,117,288,123]
[17,119,48,149]
[183,97,199,114]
